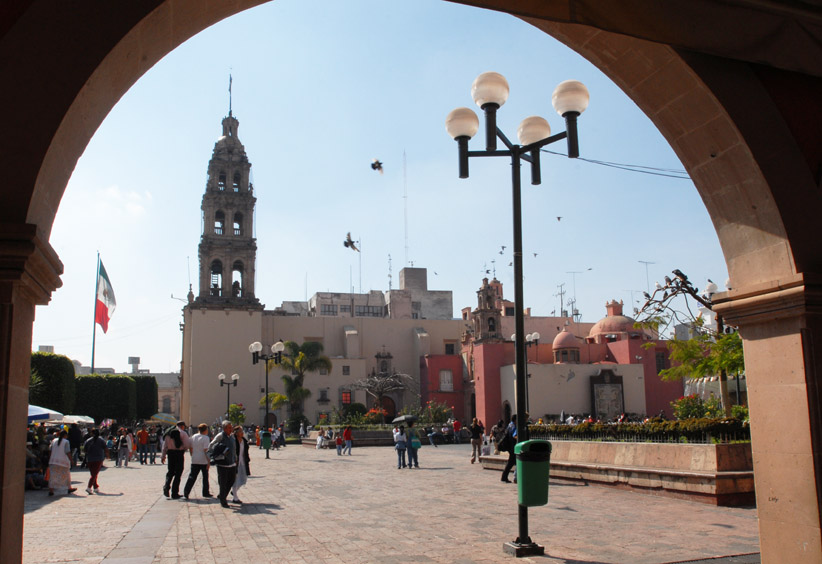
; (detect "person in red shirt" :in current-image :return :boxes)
[342,426,353,455]
[136,425,149,465]
[452,419,462,444]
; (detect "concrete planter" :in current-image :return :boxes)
[481,441,754,506]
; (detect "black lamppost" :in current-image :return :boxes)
[250,340,284,459]
[218,373,239,416]
[447,72,588,557]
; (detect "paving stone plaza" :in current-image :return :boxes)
[23,443,760,564]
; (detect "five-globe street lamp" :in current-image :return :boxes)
[448,71,588,557]
[218,373,239,417]
[250,340,285,459]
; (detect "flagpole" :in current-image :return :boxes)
[91,252,100,374]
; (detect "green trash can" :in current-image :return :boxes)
[261,431,272,449]
[515,439,552,507]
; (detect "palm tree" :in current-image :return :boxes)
[272,341,332,421]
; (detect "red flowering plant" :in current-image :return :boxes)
[364,406,388,424]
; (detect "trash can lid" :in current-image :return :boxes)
[515,439,552,461]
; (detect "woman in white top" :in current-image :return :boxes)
[48,430,76,496]
[231,426,251,504]
[394,425,408,469]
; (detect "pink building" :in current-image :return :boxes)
[463,279,684,425]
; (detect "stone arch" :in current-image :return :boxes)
[2,3,822,563]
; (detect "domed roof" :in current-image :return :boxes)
[552,329,578,349]
[588,315,636,337]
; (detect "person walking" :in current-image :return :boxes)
[115,427,132,467]
[469,417,484,464]
[230,425,250,504]
[183,423,212,499]
[136,425,149,465]
[147,426,160,464]
[83,428,108,494]
[161,421,191,499]
[48,429,76,496]
[208,421,237,508]
[500,415,517,483]
[406,421,421,468]
[394,425,408,469]
[342,425,353,455]
[67,422,83,466]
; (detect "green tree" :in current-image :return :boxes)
[29,352,75,414]
[132,375,159,419]
[636,271,744,417]
[227,403,246,426]
[259,392,288,411]
[275,341,332,422]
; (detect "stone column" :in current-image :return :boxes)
[714,274,822,562]
[0,224,62,563]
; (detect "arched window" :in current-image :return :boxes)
[210,260,223,296]
[232,261,243,297]
[218,172,226,191]
[488,317,496,332]
[232,172,241,192]
[214,211,225,235]
[233,212,243,236]
[162,396,171,413]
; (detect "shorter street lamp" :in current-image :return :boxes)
[250,340,285,459]
[218,373,239,417]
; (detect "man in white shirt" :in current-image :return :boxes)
[183,423,212,499]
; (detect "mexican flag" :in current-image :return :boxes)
[94,261,117,333]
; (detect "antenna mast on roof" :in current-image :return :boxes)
[228,73,233,116]
[388,254,393,291]
[403,151,409,266]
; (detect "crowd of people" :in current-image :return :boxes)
[24,419,287,506]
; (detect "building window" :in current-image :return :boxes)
[320,304,338,316]
[439,370,453,392]
[341,390,351,405]
[232,172,241,192]
[231,261,243,297]
[355,305,382,317]
[319,367,328,375]
[233,212,243,236]
[340,304,351,313]
[218,172,226,191]
[412,313,419,319]
[656,351,667,374]
[488,318,496,332]
[162,396,171,413]
[318,388,329,402]
[342,365,350,376]
[505,307,515,316]
[445,343,455,355]
[214,211,225,235]
[210,260,223,296]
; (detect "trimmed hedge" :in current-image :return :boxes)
[29,352,75,414]
[528,417,750,443]
[75,374,137,422]
[132,375,159,419]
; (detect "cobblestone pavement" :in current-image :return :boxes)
[23,443,760,564]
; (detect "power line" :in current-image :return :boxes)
[541,149,691,179]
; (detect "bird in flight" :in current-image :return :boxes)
[343,232,360,252]
[533,252,538,257]
[556,217,562,221]
[371,159,384,174]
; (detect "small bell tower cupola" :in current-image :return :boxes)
[472,277,503,343]
[194,88,262,310]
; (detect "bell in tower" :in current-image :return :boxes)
[193,105,263,310]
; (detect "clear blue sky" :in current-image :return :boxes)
[31,0,728,373]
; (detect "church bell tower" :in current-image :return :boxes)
[194,109,262,310]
